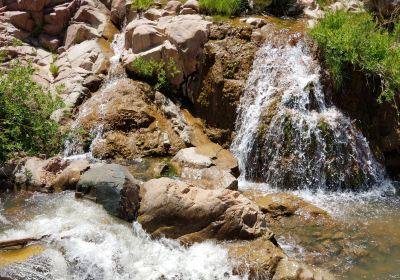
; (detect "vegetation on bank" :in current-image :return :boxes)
[310,10,400,103]
[131,57,180,91]
[199,0,246,16]
[0,55,63,163]
[131,0,153,12]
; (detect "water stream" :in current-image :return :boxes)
[232,31,400,279]
[0,192,243,280]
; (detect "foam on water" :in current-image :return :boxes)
[0,192,243,280]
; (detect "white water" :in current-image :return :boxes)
[0,192,243,280]
[231,35,385,190]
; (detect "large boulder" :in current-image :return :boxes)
[138,177,269,242]
[123,15,211,87]
[76,164,141,222]
[68,78,190,159]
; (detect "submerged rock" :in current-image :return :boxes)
[76,164,141,222]
[138,177,269,242]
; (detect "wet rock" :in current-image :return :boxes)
[76,164,141,222]
[272,258,335,280]
[228,235,285,279]
[246,17,266,28]
[247,192,329,219]
[138,177,269,241]
[73,78,187,159]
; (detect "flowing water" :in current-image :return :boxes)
[231,34,384,190]
[0,192,243,280]
[63,30,127,159]
[232,31,400,278]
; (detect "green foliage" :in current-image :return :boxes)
[310,10,400,103]
[49,63,59,77]
[131,0,153,12]
[0,60,64,163]
[199,0,247,16]
[132,57,180,91]
[11,37,23,47]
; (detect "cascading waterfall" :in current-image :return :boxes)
[231,34,385,190]
[63,30,127,158]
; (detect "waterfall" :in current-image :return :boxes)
[63,29,127,159]
[231,34,385,190]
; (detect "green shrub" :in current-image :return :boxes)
[310,10,400,103]
[199,0,247,16]
[131,0,153,12]
[49,63,59,77]
[132,57,180,91]
[0,60,64,162]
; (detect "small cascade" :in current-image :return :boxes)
[231,34,385,190]
[63,29,127,159]
[0,193,242,280]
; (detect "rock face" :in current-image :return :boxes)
[0,0,80,50]
[122,14,211,88]
[329,67,400,179]
[185,22,262,145]
[137,177,269,242]
[76,164,141,221]
[69,78,193,159]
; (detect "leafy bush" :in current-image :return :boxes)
[310,10,400,102]
[0,59,63,162]
[199,0,247,16]
[132,57,180,91]
[131,0,153,12]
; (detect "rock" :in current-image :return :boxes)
[165,0,182,14]
[185,23,260,145]
[64,23,100,49]
[51,159,90,191]
[143,8,162,21]
[138,178,270,241]
[72,78,187,159]
[247,192,329,219]
[38,33,60,51]
[110,0,126,26]
[182,0,199,12]
[272,258,335,280]
[12,157,89,192]
[172,143,239,176]
[181,166,238,190]
[130,24,167,54]
[228,235,285,279]
[179,7,196,15]
[246,17,266,28]
[4,11,34,32]
[76,164,141,222]
[123,15,211,87]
